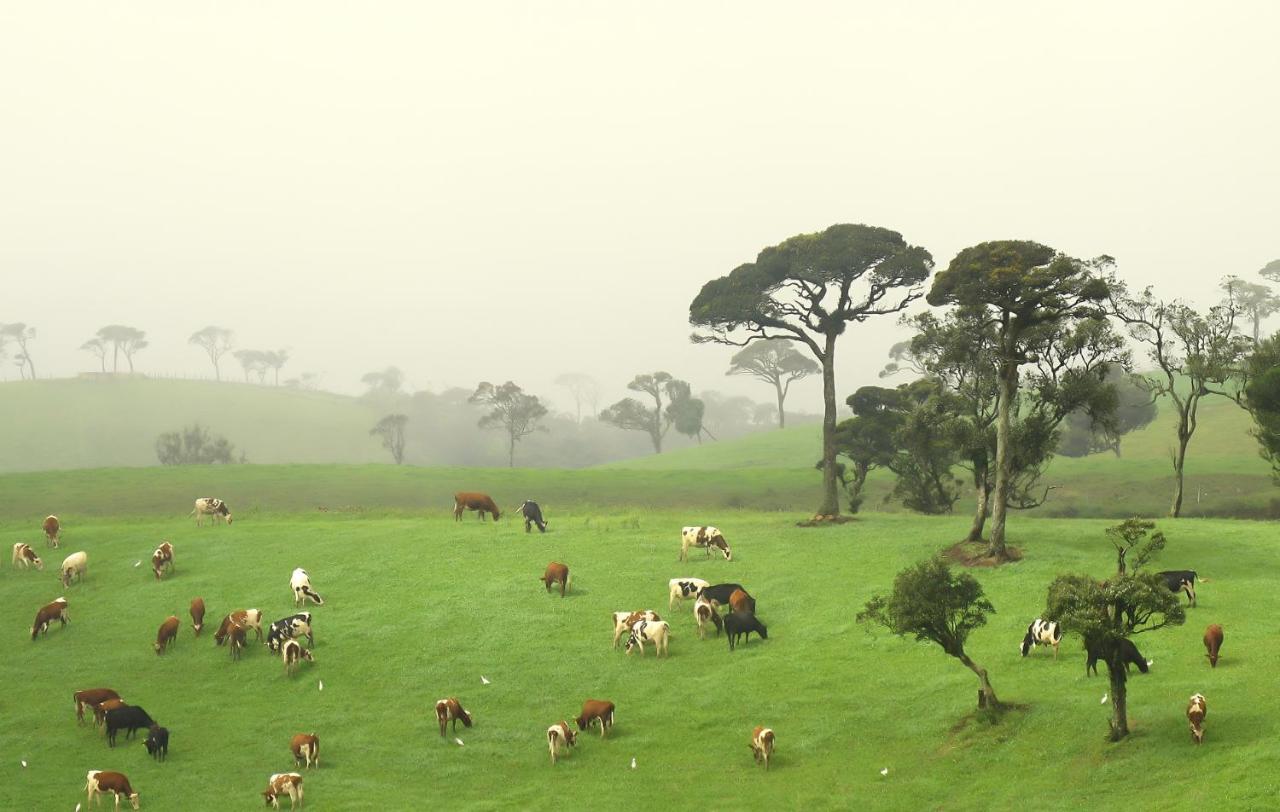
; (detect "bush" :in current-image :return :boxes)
[155,424,242,465]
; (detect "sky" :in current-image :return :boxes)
[1,2,1277,414]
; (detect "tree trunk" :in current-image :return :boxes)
[957,653,999,708]
[509,434,516,468]
[988,363,1017,558]
[1107,656,1129,741]
[1253,312,1261,343]
[20,343,35,379]
[817,337,840,517]
[775,378,786,429]
[99,356,106,373]
[213,358,221,381]
[112,343,120,373]
[126,353,135,373]
[966,463,990,542]
[1171,432,1189,517]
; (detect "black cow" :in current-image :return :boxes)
[267,612,313,652]
[1085,638,1150,676]
[701,583,746,608]
[144,725,169,761]
[106,706,155,747]
[725,611,768,651]
[1157,570,1197,607]
[518,500,548,533]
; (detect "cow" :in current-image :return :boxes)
[1020,619,1062,658]
[106,705,156,747]
[267,612,314,652]
[625,619,670,658]
[151,541,174,580]
[85,770,139,810]
[575,700,615,738]
[144,725,169,761]
[725,610,768,651]
[291,733,320,769]
[546,721,577,765]
[11,542,42,570]
[679,526,732,562]
[1204,624,1224,668]
[453,492,501,522]
[74,689,121,725]
[228,623,248,660]
[729,588,756,614]
[668,578,710,610]
[750,726,776,770]
[60,550,88,587]
[43,515,61,548]
[290,568,325,606]
[694,596,723,640]
[215,609,263,644]
[542,562,570,597]
[190,597,206,637]
[94,699,128,729]
[155,615,180,654]
[31,597,69,640]
[1157,570,1197,607]
[700,583,746,609]
[281,639,315,675]
[435,698,473,737]
[262,773,304,809]
[612,610,661,648]
[1187,693,1207,744]
[191,497,232,526]
[518,499,548,533]
[1085,638,1149,676]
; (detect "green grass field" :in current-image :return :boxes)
[2,469,1276,810]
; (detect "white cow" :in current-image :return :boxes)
[624,619,670,658]
[546,721,577,765]
[60,551,88,587]
[290,568,324,606]
[191,497,232,526]
[611,610,661,648]
[668,577,709,610]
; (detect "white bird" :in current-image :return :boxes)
[1101,693,1109,704]
[76,805,82,812]
[880,768,889,776]
[133,561,141,568]
[21,760,27,768]
[481,676,491,685]
[1147,659,1154,666]
[318,680,324,692]
[630,757,637,769]
[455,738,465,746]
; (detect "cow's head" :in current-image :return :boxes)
[756,620,769,640]
[30,552,44,570]
[127,793,141,810]
[624,633,640,655]
[712,536,732,560]
[1019,630,1035,657]
[264,789,280,807]
[61,567,74,587]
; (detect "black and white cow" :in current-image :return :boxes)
[1020,618,1062,658]
[679,526,731,561]
[518,500,548,533]
[1156,570,1197,607]
[267,612,314,652]
[668,578,710,610]
[191,497,232,526]
[290,568,324,606]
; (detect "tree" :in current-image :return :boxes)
[469,381,549,467]
[1056,368,1158,458]
[832,386,908,513]
[663,380,714,443]
[859,557,999,709]
[369,413,409,464]
[80,337,108,373]
[0,323,36,379]
[725,340,819,428]
[96,325,148,373]
[361,367,404,396]
[262,349,289,386]
[1241,332,1280,477]
[1259,259,1280,286]
[233,349,268,383]
[599,371,682,453]
[554,373,600,423]
[691,224,933,518]
[1105,517,1166,576]
[188,326,235,381]
[155,424,239,464]
[1220,276,1280,343]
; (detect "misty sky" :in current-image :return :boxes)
[2,2,1277,415]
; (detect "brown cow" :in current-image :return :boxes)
[31,597,69,640]
[542,562,570,597]
[151,541,174,580]
[43,515,60,548]
[228,623,248,660]
[155,615,180,654]
[1204,624,1224,668]
[453,492,501,522]
[74,688,120,724]
[575,700,615,738]
[435,697,473,737]
[86,770,139,810]
[729,588,756,614]
[1187,693,1207,744]
[291,733,321,769]
[94,698,128,729]
[190,597,206,636]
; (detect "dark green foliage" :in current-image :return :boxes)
[1105,517,1165,575]
[369,413,409,465]
[155,423,239,465]
[469,381,549,467]
[663,380,712,442]
[1243,333,1280,478]
[1057,369,1157,457]
[599,372,691,453]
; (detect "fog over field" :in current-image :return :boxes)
[1,2,1277,408]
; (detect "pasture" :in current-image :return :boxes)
[2,478,1278,810]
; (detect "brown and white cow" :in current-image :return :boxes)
[31,597,69,640]
[435,697,473,737]
[11,542,42,570]
[453,491,501,522]
[1204,624,1224,668]
[43,515,61,548]
[693,596,723,640]
[155,615,180,654]
[74,688,120,725]
[215,609,263,644]
[1187,693,1207,744]
[575,700,615,738]
[190,597,206,637]
[281,639,315,675]
[750,726,776,770]
[228,623,248,660]
[679,526,732,562]
[60,550,88,587]
[262,772,304,809]
[546,720,577,765]
[191,497,232,526]
[612,610,661,648]
[151,542,174,580]
[624,619,670,658]
[86,770,140,810]
[291,733,321,769]
[542,562,570,598]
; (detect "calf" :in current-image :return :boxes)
[575,699,615,738]
[700,583,746,609]
[144,724,169,761]
[290,568,325,606]
[725,611,768,651]
[668,577,710,610]
[151,541,174,580]
[155,615,180,654]
[281,639,315,675]
[263,773,304,809]
[11,542,42,570]
[625,619,670,658]
[106,705,155,747]
[679,526,732,561]
[74,688,120,725]
[1204,624,1224,668]
[750,726,776,770]
[1187,693,1207,744]
[518,499,548,533]
[435,697,473,737]
[453,491,501,522]
[1085,638,1149,676]
[267,612,314,651]
[729,588,756,614]
[190,597,206,637]
[694,596,723,640]
[546,721,577,765]
[291,733,321,769]
[60,550,88,587]
[191,497,232,526]
[1020,619,1062,658]
[1157,569,1197,607]
[43,515,61,548]
[542,562,570,597]
[85,770,139,811]
[229,623,248,660]
[31,597,69,640]
[612,610,661,648]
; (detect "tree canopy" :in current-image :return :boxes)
[469,381,549,467]
[599,371,681,453]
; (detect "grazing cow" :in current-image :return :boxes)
[43,515,61,548]
[668,578,710,610]
[60,550,88,587]
[1187,693,1207,744]
[94,699,128,729]
[215,609,263,644]
[694,596,723,640]
[1020,619,1062,658]
[612,610,661,648]
[262,773,304,809]
[625,619,671,658]
[700,583,746,609]
[453,491,501,522]
[1157,570,1197,607]
[155,615,180,654]
[750,726,776,770]
[290,733,320,769]
[575,700,615,738]
[679,526,732,561]
[518,499,548,533]
[725,611,768,651]
[729,588,756,614]
[546,721,577,765]
[281,639,315,675]
[267,612,314,652]
[228,623,248,660]
[191,497,232,526]
[85,770,139,811]
[435,698,473,737]
[290,568,325,606]
[74,689,121,725]
[1204,624,1224,668]
[144,725,169,761]
[31,597,69,640]
[542,562,570,597]
[1085,638,1149,676]
[190,597,206,637]
[11,542,42,570]
[151,541,174,580]
[106,705,156,747]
